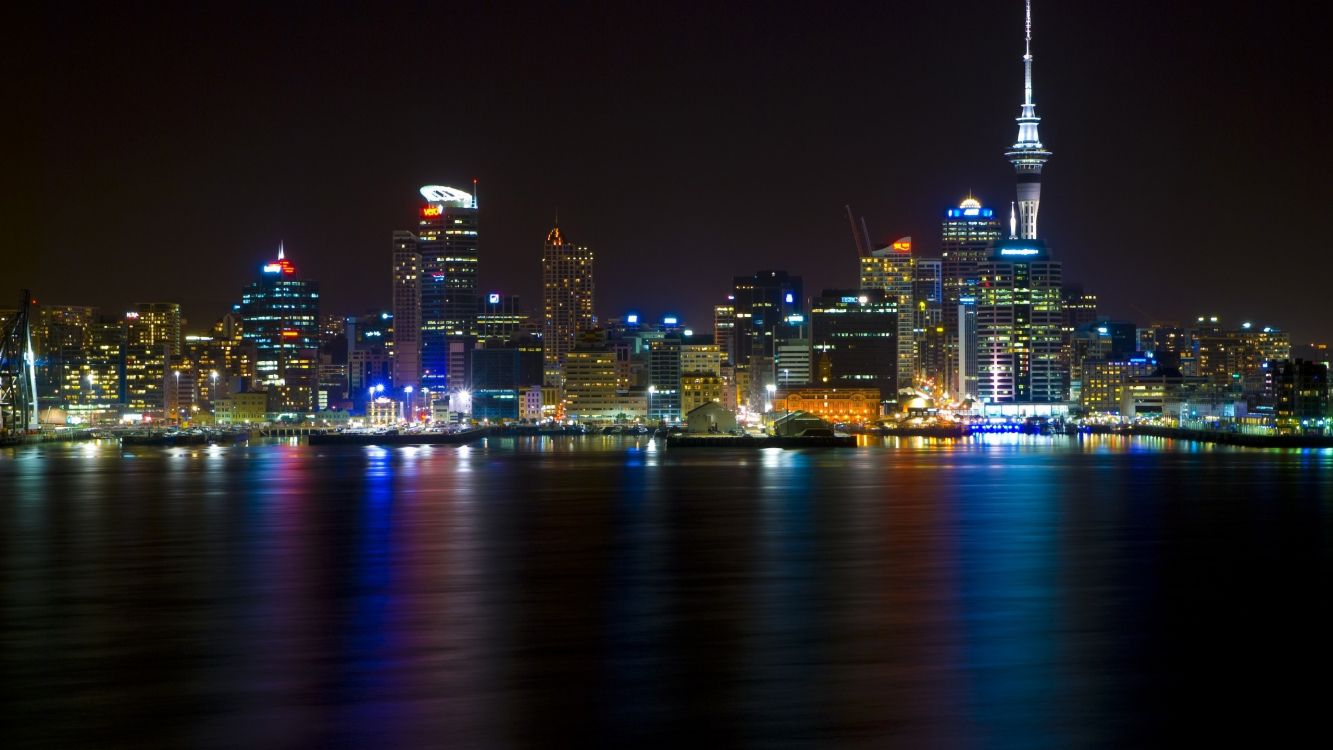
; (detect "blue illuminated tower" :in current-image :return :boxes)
[1004,0,1052,241]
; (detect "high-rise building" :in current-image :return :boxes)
[541,223,595,385]
[390,230,421,390]
[730,270,803,408]
[974,241,1065,404]
[417,184,479,392]
[913,258,944,388]
[124,302,182,417]
[940,197,1003,396]
[859,237,915,391]
[810,289,898,402]
[1005,0,1052,241]
[238,245,320,410]
[34,304,97,409]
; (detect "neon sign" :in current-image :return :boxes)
[421,205,443,218]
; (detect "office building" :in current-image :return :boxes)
[940,197,1003,396]
[417,184,479,391]
[810,289,898,402]
[391,230,421,389]
[541,223,595,386]
[237,245,320,410]
[859,237,915,390]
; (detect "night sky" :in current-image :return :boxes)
[8,1,1331,342]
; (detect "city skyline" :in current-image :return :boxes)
[8,1,1331,343]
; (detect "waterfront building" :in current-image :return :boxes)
[417,184,479,392]
[541,223,595,386]
[809,289,898,403]
[564,349,643,423]
[647,337,682,421]
[859,237,915,390]
[772,386,881,424]
[713,300,736,366]
[1270,359,1329,433]
[237,245,320,411]
[214,391,268,424]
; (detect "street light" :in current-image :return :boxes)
[648,385,657,425]
[404,385,414,422]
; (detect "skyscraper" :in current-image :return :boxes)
[859,237,914,391]
[730,271,803,408]
[238,245,320,410]
[390,230,421,390]
[124,302,181,417]
[541,222,595,386]
[940,196,1003,396]
[417,184,478,392]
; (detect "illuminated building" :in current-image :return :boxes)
[730,270,803,408]
[940,196,1002,395]
[713,300,736,365]
[391,230,421,389]
[956,296,978,400]
[974,240,1065,405]
[238,245,320,410]
[214,392,267,424]
[913,258,943,388]
[859,237,915,390]
[417,184,479,391]
[1005,0,1052,242]
[1080,356,1156,414]
[564,349,643,423]
[776,340,811,387]
[648,337,682,421]
[478,293,531,342]
[541,222,595,386]
[773,387,881,424]
[810,289,898,402]
[1270,359,1328,433]
[124,302,182,416]
[34,304,97,409]
[680,341,724,415]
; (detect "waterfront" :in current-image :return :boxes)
[3,436,1331,748]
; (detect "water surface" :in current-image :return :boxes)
[3,436,1331,748]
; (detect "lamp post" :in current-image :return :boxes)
[404,385,414,423]
[648,385,657,426]
[174,370,182,423]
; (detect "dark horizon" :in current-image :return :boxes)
[7,1,1330,341]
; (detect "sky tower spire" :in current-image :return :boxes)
[1005,0,1051,241]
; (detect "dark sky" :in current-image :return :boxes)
[7,1,1332,342]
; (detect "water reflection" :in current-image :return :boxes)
[1,436,1330,747]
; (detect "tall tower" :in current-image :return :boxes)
[859,237,914,391]
[541,222,595,386]
[1004,0,1052,241]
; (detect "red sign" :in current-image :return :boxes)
[421,205,443,218]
